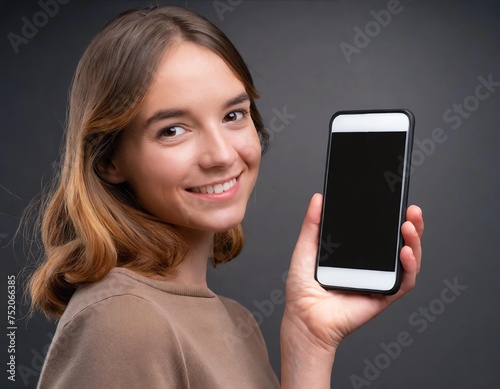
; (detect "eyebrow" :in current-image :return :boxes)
[143,92,250,129]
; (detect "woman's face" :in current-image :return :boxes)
[109,41,261,232]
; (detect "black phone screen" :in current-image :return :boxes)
[318,131,407,271]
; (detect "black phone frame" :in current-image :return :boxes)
[314,108,415,295]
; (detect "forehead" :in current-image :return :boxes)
[140,41,247,114]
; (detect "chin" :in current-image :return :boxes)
[195,207,246,232]
[207,219,242,233]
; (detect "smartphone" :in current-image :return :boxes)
[315,109,415,295]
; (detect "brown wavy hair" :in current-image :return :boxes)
[28,5,269,319]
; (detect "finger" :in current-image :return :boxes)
[406,205,424,238]
[401,221,422,274]
[288,193,323,279]
[397,245,418,295]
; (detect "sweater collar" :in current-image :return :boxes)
[111,267,216,298]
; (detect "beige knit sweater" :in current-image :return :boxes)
[37,267,280,389]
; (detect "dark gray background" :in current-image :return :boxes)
[1,1,499,388]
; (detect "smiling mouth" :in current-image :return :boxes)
[187,176,238,194]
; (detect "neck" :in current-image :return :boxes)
[168,228,214,288]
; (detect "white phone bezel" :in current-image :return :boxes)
[316,112,411,292]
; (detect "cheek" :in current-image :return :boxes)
[124,156,186,219]
[237,128,262,168]
[119,145,189,195]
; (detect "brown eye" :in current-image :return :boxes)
[159,126,186,137]
[224,110,246,122]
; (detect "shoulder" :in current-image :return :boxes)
[47,292,182,368]
[57,269,171,340]
[216,295,271,359]
[40,274,188,388]
[57,295,173,353]
[217,294,253,319]
[217,295,264,337]
[62,268,149,314]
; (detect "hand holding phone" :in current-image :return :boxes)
[282,194,423,385]
[315,110,415,294]
[282,118,422,384]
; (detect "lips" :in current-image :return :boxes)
[187,174,239,194]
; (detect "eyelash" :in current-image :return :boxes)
[157,109,250,139]
[157,126,185,139]
[224,109,249,122]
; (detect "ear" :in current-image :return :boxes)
[95,156,126,184]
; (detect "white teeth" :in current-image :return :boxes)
[191,178,236,195]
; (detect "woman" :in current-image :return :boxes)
[30,5,424,388]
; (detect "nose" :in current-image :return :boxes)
[197,123,238,169]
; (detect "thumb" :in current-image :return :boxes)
[289,193,323,279]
